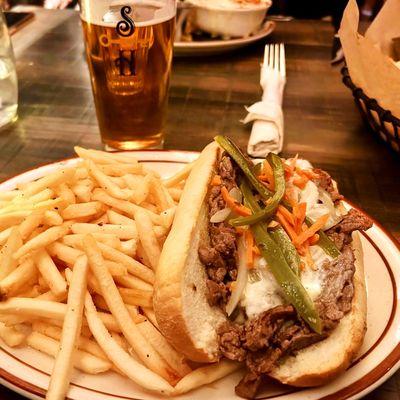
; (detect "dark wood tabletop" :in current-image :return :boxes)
[0,7,399,400]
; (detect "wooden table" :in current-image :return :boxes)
[0,7,399,400]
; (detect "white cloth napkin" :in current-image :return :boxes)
[244,60,286,157]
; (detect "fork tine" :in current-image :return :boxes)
[264,44,269,67]
[268,44,273,68]
[274,43,279,71]
[280,43,286,77]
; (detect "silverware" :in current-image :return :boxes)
[264,43,286,78]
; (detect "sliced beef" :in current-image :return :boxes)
[315,245,356,328]
[243,305,296,352]
[326,209,373,251]
[206,280,228,307]
[312,168,343,203]
[198,153,239,307]
[218,322,247,362]
[235,372,263,399]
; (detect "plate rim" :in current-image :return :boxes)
[174,20,275,49]
[0,152,399,400]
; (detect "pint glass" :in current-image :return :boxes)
[80,0,176,150]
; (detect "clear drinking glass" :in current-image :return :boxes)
[0,7,18,129]
[79,0,176,150]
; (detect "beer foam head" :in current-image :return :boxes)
[81,0,175,27]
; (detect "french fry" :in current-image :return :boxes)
[114,274,153,291]
[47,241,83,266]
[83,235,175,381]
[0,321,26,347]
[99,163,143,177]
[149,175,172,211]
[123,174,150,204]
[137,320,192,378]
[16,168,75,198]
[18,211,44,240]
[119,239,137,257]
[0,190,19,201]
[174,360,242,394]
[71,223,137,240]
[142,308,159,329]
[0,259,37,300]
[136,243,152,269]
[13,223,72,260]
[86,159,132,200]
[61,202,103,220]
[46,254,88,400]
[104,260,127,277]
[34,249,67,297]
[15,284,42,298]
[62,233,121,251]
[92,189,163,226]
[0,226,22,280]
[119,288,153,308]
[96,242,154,284]
[140,201,159,214]
[167,187,182,202]
[0,227,12,246]
[0,298,120,332]
[45,319,92,338]
[54,183,76,205]
[133,208,160,270]
[17,188,54,204]
[43,210,63,227]
[84,292,174,394]
[106,209,135,226]
[75,147,140,166]
[160,207,176,229]
[0,210,31,230]
[162,161,194,188]
[91,213,109,225]
[27,332,111,374]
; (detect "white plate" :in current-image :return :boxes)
[0,150,400,400]
[174,21,275,57]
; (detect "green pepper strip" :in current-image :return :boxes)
[229,153,285,227]
[215,135,340,258]
[241,181,322,334]
[214,135,273,199]
[269,227,301,276]
[305,216,341,258]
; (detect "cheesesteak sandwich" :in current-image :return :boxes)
[154,137,372,398]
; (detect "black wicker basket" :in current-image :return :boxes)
[341,66,400,154]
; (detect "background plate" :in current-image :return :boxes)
[174,21,275,57]
[0,150,399,400]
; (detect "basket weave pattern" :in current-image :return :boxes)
[341,66,400,154]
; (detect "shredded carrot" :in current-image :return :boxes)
[252,245,261,256]
[261,160,274,190]
[298,169,319,180]
[309,233,320,246]
[244,230,254,269]
[235,227,247,235]
[277,205,296,227]
[221,186,252,217]
[294,214,329,247]
[276,211,298,243]
[284,187,298,207]
[293,175,308,189]
[299,261,306,272]
[211,175,222,186]
[304,245,317,270]
[293,202,307,233]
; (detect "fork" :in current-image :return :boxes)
[261,43,286,103]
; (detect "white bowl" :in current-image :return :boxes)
[189,0,272,38]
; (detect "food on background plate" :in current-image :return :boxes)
[154,136,372,398]
[0,147,198,398]
[178,0,271,41]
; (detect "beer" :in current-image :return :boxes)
[80,1,175,150]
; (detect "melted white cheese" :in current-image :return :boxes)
[241,247,333,318]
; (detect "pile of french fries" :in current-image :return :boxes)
[0,147,239,399]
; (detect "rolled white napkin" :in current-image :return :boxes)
[244,55,286,157]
